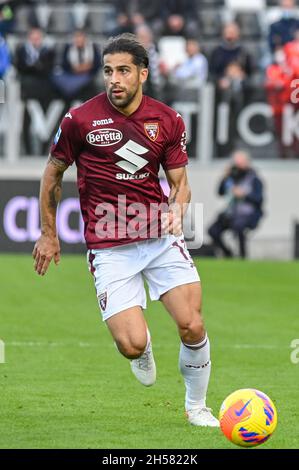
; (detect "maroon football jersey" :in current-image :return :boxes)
[50,92,188,248]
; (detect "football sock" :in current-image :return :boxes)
[145,328,151,350]
[179,333,211,411]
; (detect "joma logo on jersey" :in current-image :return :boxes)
[92,118,114,127]
[86,128,122,146]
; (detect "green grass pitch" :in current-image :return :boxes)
[1,255,299,449]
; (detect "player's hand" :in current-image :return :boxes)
[161,210,182,236]
[32,234,61,276]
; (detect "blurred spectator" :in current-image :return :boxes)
[0,1,15,36]
[210,23,253,81]
[265,47,298,158]
[113,13,134,36]
[113,0,161,36]
[135,24,162,99]
[173,38,208,88]
[112,1,134,36]
[51,30,101,101]
[210,23,254,156]
[0,32,10,78]
[14,27,56,154]
[163,37,207,105]
[218,61,247,103]
[15,27,55,101]
[162,14,186,37]
[208,150,263,258]
[160,0,199,38]
[268,0,299,53]
[283,27,299,75]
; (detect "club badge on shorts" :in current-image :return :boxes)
[144,122,159,142]
[98,291,107,311]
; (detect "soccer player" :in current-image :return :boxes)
[32,33,219,427]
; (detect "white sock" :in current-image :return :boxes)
[145,328,151,350]
[179,334,211,411]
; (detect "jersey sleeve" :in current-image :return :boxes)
[162,114,188,171]
[50,111,82,166]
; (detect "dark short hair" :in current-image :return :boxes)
[102,33,149,68]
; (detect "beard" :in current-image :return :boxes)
[108,85,139,109]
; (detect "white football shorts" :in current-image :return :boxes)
[87,234,200,321]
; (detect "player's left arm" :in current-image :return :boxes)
[162,166,191,235]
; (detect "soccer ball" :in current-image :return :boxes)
[219,388,277,447]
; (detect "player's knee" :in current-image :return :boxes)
[115,337,147,360]
[179,310,205,343]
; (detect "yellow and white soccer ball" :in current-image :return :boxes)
[219,388,278,447]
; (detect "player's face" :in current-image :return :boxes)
[103,53,148,111]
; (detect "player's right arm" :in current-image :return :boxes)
[32,155,68,276]
[33,108,81,276]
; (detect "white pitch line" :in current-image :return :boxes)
[4,342,283,350]
[232,344,278,350]
[6,341,93,348]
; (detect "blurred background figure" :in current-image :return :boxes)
[135,23,162,99]
[51,30,101,102]
[113,0,161,36]
[210,22,253,83]
[15,27,55,101]
[0,31,10,155]
[268,0,299,53]
[173,38,208,88]
[164,37,208,102]
[14,27,56,154]
[112,0,135,35]
[0,0,15,36]
[265,46,296,159]
[0,32,10,79]
[160,0,199,37]
[283,26,299,74]
[210,23,254,156]
[208,150,264,259]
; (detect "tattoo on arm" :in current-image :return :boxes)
[45,155,67,210]
[47,154,68,172]
[48,175,62,210]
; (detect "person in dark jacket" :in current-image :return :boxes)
[14,27,56,154]
[52,30,101,101]
[210,23,254,156]
[210,22,253,81]
[14,27,55,101]
[268,0,299,53]
[0,0,16,36]
[161,0,199,37]
[208,150,263,258]
[113,0,161,35]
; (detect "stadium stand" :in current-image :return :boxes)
[0,0,299,163]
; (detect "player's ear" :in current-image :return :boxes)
[140,67,149,84]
